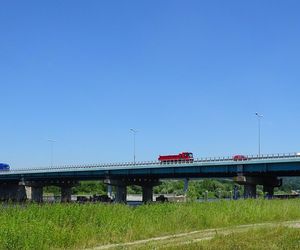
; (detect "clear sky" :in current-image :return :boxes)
[1,1,300,168]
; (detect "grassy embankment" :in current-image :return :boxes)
[1,199,300,249]
[162,227,300,250]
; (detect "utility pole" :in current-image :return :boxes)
[130,129,138,164]
[255,113,263,157]
[47,139,57,167]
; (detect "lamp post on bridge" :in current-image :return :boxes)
[130,129,138,164]
[255,113,263,157]
[47,139,57,167]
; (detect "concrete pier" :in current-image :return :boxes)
[60,186,72,203]
[26,180,77,203]
[115,185,127,203]
[105,178,160,203]
[234,176,282,199]
[142,185,153,203]
[31,186,44,203]
[263,185,274,198]
[0,183,27,202]
[104,179,128,203]
[244,184,257,198]
[107,185,113,199]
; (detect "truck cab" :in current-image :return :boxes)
[0,163,10,171]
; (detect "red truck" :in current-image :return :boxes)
[233,155,248,161]
[158,152,194,163]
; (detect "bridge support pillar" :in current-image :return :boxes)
[107,185,113,199]
[60,186,72,203]
[135,179,160,203]
[244,184,256,199]
[105,178,160,203]
[31,186,44,203]
[234,176,282,199]
[0,183,27,202]
[263,186,274,199]
[57,180,78,203]
[104,179,127,203]
[142,185,153,203]
[115,185,127,203]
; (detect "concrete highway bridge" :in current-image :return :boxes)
[1,153,300,203]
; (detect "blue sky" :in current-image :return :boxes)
[1,1,300,168]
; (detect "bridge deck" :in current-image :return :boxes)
[1,154,300,182]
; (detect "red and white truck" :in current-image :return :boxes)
[158,152,194,163]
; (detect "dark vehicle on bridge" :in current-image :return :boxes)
[0,163,9,171]
[233,155,248,161]
[158,152,194,163]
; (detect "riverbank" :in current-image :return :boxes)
[1,199,300,249]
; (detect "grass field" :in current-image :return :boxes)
[162,227,300,250]
[1,199,300,249]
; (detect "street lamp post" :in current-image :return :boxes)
[47,139,57,167]
[130,129,138,164]
[255,113,263,157]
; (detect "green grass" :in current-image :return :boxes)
[0,199,300,249]
[164,227,300,250]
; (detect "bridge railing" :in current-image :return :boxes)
[5,152,300,173]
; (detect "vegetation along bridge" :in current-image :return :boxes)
[1,153,300,203]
